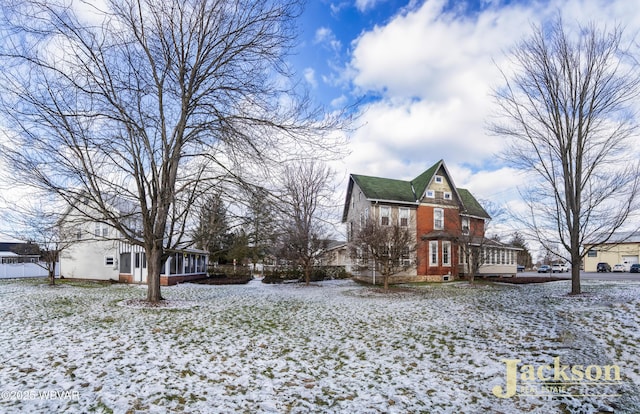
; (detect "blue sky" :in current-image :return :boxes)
[286,0,640,229]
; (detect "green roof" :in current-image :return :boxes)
[457,188,490,219]
[343,159,491,221]
[410,160,441,199]
[351,174,416,203]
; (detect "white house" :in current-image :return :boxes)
[59,197,208,286]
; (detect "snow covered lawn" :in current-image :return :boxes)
[0,278,639,413]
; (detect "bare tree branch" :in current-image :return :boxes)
[491,16,640,294]
[0,0,347,301]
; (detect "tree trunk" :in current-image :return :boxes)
[146,245,164,302]
[383,273,389,293]
[49,261,56,286]
[304,262,310,286]
[570,253,581,295]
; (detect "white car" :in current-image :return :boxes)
[552,263,568,273]
[612,264,626,272]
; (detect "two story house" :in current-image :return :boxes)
[342,159,519,283]
[59,196,208,286]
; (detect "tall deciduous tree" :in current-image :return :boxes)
[492,17,640,294]
[279,160,334,286]
[0,0,343,301]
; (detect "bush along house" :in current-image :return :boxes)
[342,159,520,283]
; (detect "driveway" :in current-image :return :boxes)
[517,270,640,281]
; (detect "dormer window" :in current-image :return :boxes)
[434,175,443,184]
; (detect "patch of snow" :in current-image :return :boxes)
[0,278,638,413]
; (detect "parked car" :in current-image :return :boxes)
[552,263,568,273]
[612,264,626,272]
[517,265,525,272]
[597,262,611,272]
[537,265,552,273]
[630,264,640,273]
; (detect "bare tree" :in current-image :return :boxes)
[0,0,343,301]
[278,160,334,286]
[2,203,77,286]
[454,200,501,285]
[491,17,640,294]
[350,220,415,293]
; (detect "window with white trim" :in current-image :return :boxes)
[380,206,390,226]
[442,241,451,266]
[434,175,443,184]
[399,208,409,227]
[461,217,470,235]
[444,192,452,200]
[426,189,435,198]
[105,256,115,266]
[429,241,438,266]
[401,247,411,267]
[434,208,444,230]
[95,223,109,237]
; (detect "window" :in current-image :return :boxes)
[94,223,109,237]
[587,249,597,257]
[401,247,411,267]
[444,192,452,200]
[430,241,438,266]
[442,241,451,266]
[75,228,82,240]
[380,206,390,226]
[105,256,114,266]
[461,217,470,235]
[399,208,409,227]
[435,175,443,184]
[426,189,435,198]
[434,208,444,230]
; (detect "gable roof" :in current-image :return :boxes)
[342,160,491,221]
[351,174,416,203]
[410,160,441,200]
[457,188,490,219]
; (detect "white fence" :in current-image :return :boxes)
[0,262,59,279]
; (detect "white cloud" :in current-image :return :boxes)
[314,27,342,53]
[303,67,317,88]
[340,0,640,211]
[355,0,386,13]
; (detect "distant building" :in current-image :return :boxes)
[583,232,640,271]
[342,159,520,283]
